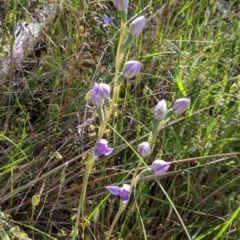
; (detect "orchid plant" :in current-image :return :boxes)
[71,1,191,239]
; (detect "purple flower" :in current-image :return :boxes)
[123,60,141,78]
[173,98,190,114]
[154,100,167,120]
[94,139,113,157]
[106,184,131,202]
[91,83,110,108]
[151,160,170,175]
[112,0,129,11]
[99,14,115,28]
[129,15,146,37]
[98,83,111,99]
[138,142,151,157]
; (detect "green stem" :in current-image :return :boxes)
[121,9,128,24]
[148,117,170,145]
[105,202,127,240]
[98,19,126,139]
[117,73,125,86]
[97,107,104,125]
[121,34,134,53]
[105,157,144,239]
[130,157,144,189]
[148,119,160,144]
[165,108,174,119]
[72,154,95,240]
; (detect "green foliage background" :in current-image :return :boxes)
[0,0,239,239]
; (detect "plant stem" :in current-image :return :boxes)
[105,156,143,239]
[105,202,127,240]
[130,157,144,188]
[73,11,128,240]
[72,154,95,240]
[98,20,126,140]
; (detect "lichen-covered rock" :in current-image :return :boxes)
[0,3,63,81]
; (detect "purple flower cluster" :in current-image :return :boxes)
[98,0,191,204]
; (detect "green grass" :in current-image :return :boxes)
[0,0,240,239]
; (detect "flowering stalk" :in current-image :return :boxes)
[106,141,149,239]
[72,139,112,239]
[98,19,127,140]
[105,157,143,240]
[72,8,130,239]
[105,97,190,238]
[72,83,111,237]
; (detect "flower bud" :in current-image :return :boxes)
[123,60,141,78]
[129,15,146,37]
[91,83,110,108]
[151,160,170,175]
[173,98,190,114]
[138,142,151,157]
[154,100,167,120]
[112,0,129,11]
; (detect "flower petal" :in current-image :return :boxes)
[106,185,120,195]
[103,147,113,155]
[118,185,131,202]
[112,0,129,11]
[94,139,113,157]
